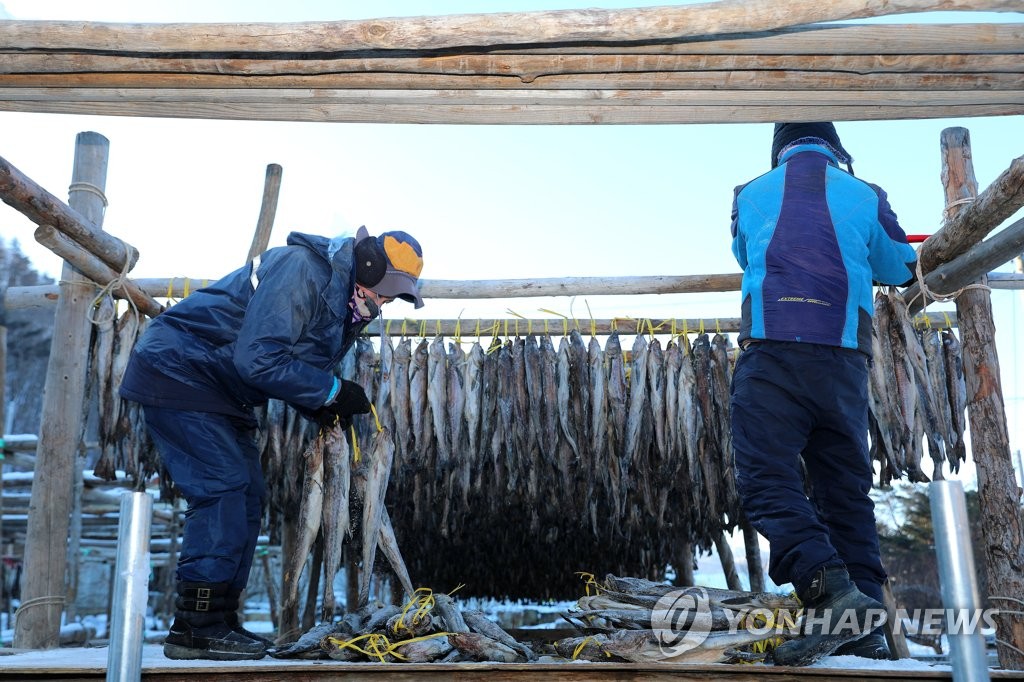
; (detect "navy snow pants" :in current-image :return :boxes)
[143,405,266,592]
[730,341,886,602]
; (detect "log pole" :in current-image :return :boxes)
[14,131,110,649]
[32,225,163,318]
[942,126,1024,670]
[712,530,743,591]
[246,163,282,263]
[906,215,1024,315]
[739,515,765,592]
[0,1,1019,53]
[0,154,138,275]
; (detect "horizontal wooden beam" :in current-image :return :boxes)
[2,52,1018,79]
[5,273,1021,313]
[366,311,961,338]
[498,23,1024,56]
[3,70,1021,93]
[3,87,1020,106]
[0,99,1018,124]
[0,0,1017,52]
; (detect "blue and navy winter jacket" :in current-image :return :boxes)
[731,144,917,356]
[119,231,368,419]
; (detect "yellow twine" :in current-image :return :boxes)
[369,403,383,432]
[574,571,601,596]
[943,311,954,329]
[448,583,466,596]
[570,635,611,660]
[326,632,399,663]
[350,424,361,464]
[396,587,436,632]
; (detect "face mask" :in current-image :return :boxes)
[352,287,380,321]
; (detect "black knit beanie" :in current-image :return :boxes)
[771,122,853,170]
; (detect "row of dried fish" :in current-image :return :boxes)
[556,574,800,664]
[341,329,745,600]
[869,290,968,487]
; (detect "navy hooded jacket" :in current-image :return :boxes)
[119,231,368,419]
[730,143,917,355]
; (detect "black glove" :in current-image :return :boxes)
[313,380,371,428]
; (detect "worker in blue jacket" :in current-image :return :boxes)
[730,122,917,666]
[120,226,424,661]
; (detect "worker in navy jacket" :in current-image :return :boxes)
[120,226,424,661]
[729,123,917,666]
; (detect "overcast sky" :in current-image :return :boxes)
[1,1,1022,487]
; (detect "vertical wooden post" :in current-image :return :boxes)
[245,164,283,263]
[739,515,765,592]
[942,126,1024,670]
[14,132,109,650]
[713,530,742,591]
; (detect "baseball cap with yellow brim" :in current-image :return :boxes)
[354,226,424,308]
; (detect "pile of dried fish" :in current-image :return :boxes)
[271,590,538,663]
[869,289,968,486]
[556,574,799,664]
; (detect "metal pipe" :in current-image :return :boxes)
[106,492,153,682]
[929,480,990,682]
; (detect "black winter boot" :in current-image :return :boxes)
[773,566,886,667]
[163,582,267,661]
[224,589,275,647]
[834,628,891,659]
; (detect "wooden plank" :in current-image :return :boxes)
[3,70,1022,92]
[1,87,1021,107]
[2,52,1019,77]
[0,99,1018,124]
[0,0,1017,52]
[496,23,1024,55]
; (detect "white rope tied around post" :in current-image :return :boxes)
[14,594,66,617]
[86,250,140,327]
[906,195,990,308]
[68,181,108,208]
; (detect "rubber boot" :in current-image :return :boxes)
[773,566,886,667]
[834,627,891,659]
[224,589,275,647]
[163,582,267,661]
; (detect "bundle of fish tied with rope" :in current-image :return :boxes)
[869,287,969,486]
[555,573,803,664]
[270,585,541,662]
